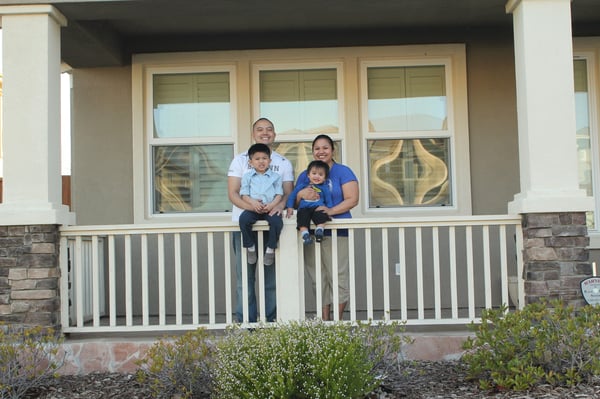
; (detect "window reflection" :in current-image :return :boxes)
[368,139,450,207]
[153,145,233,213]
[272,141,343,181]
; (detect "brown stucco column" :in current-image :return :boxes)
[0,225,61,328]
[522,212,592,306]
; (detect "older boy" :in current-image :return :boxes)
[239,143,284,266]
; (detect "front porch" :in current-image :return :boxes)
[57,214,523,373]
[59,215,524,334]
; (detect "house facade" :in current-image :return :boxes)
[0,0,600,341]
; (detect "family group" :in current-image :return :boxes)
[227,118,359,322]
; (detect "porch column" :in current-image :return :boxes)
[506,0,592,214]
[0,5,75,226]
[506,0,594,306]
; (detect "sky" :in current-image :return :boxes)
[0,29,72,175]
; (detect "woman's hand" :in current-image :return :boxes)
[315,206,331,215]
[299,186,319,202]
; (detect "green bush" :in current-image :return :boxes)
[0,324,64,399]
[136,328,214,398]
[212,319,410,399]
[462,300,600,391]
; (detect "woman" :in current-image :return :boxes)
[294,134,359,320]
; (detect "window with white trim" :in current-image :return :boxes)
[573,54,598,230]
[254,65,344,179]
[149,69,234,214]
[361,60,457,209]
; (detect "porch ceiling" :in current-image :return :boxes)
[2,0,600,68]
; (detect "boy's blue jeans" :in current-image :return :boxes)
[232,231,277,322]
[239,210,283,250]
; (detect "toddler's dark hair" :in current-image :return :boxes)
[248,143,271,158]
[307,160,330,178]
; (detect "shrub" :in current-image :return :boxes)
[136,328,214,398]
[0,324,64,399]
[462,300,600,391]
[212,319,410,399]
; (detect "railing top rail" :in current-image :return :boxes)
[60,214,522,236]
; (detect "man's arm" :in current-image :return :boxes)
[228,175,252,211]
[269,180,293,216]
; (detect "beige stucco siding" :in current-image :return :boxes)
[71,66,134,225]
[466,40,520,215]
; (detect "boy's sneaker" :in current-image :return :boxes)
[247,249,257,264]
[302,233,314,245]
[315,229,324,243]
[264,251,275,266]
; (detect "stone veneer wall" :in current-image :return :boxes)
[0,225,61,327]
[522,212,592,306]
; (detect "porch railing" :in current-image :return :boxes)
[59,215,524,333]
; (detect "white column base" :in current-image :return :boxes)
[508,189,594,214]
[0,202,75,226]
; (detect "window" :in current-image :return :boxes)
[367,138,450,207]
[573,55,598,230]
[149,70,234,214]
[260,69,338,135]
[361,61,459,210]
[254,64,343,179]
[570,41,600,246]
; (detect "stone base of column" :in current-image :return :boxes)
[0,225,61,328]
[522,212,592,307]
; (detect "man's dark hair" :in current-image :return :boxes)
[307,160,330,178]
[252,117,274,130]
[248,143,271,158]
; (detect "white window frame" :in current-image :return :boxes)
[133,62,238,223]
[359,48,471,216]
[251,61,346,157]
[573,40,600,247]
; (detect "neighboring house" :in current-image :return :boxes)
[1,0,600,368]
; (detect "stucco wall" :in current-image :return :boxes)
[71,67,133,225]
[466,39,520,215]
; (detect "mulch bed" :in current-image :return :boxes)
[23,361,600,398]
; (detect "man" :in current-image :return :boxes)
[227,118,294,322]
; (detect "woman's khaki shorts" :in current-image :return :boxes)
[303,236,349,306]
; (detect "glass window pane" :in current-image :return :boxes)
[260,69,339,135]
[153,144,233,213]
[368,139,451,207]
[574,59,595,229]
[272,141,342,180]
[367,66,447,132]
[153,72,231,138]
